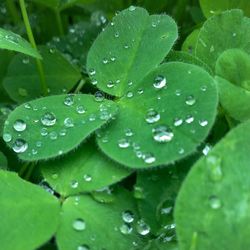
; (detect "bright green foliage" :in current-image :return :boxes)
[56,189,144,250]
[3,94,117,161]
[0,152,7,169]
[196,9,250,72]
[175,120,250,250]
[3,46,81,103]
[87,6,178,97]
[0,170,60,250]
[41,141,132,196]
[97,62,218,168]
[199,0,250,18]
[0,28,41,59]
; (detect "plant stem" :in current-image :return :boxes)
[19,0,48,95]
[6,0,21,25]
[74,79,86,93]
[24,162,36,181]
[18,162,29,177]
[55,10,64,36]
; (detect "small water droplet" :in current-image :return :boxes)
[120,223,133,235]
[137,89,144,94]
[41,112,56,127]
[12,139,28,153]
[136,219,150,235]
[125,128,133,137]
[71,180,79,189]
[199,119,208,127]
[102,58,108,64]
[64,117,74,128]
[175,89,181,96]
[209,195,222,209]
[51,173,58,179]
[89,68,96,76]
[129,5,136,11]
[143,153,156,164]
[110,56,116,62]
[107,80,114,88]
[94,91,104,102]
[209,45,215,52]
[126,91,133,98]
[174,118,183,127]
[185,115,194,124]
[118,138,130,148]
[13,119,26,132]
[152,125,174,143]
[232,32,237,37]
[72,218,86,231]
[145,109,160,124]
[114,31,119,38]
[76,105,86,114]
[122,210,134,223]
[41,128,48,136]
[3,133,12,142]
[77,245,89,250]
[124,44,129,49]
[200,85,207,92]
[24,103,32,109]
[178,148,185,154]
[64,95,74,106]
[83,174,92,182]
[153,75,167,89]
[49,131,58,140]
[185,95,196,106]
[134,186,145,199]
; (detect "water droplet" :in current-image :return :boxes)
[76,105,86,114]
[89,114,96,121]
[145,109,160,124]
[200,85,207,92]
[64,95,74,106]
[110,56,116,62]
[118,138,130,148]
[185,115,194,124]
[178,148,185,154]
[175,89,181,96]
[102,58,108,64]
[94,91,104,102]
[125,128,133,137]
[24,103,32,109]
[143,153,156,164]
[128,81,133,86]
[89,68,96,76]
[152,125,174,143]
[136,219,150,236]
[3,133,12,142]
[126,91,133,98]
[49,131,58,140]
[122,210,134,223]
[107,80,114,88]
[114,31,119,38]
[22,58,29,64]
[232,32,237,37]
[32,149,37,155]
[153,75,167,89]
[134,186,145,199]
[91,79,98,85]
[120,223,133,235]
[12,139,28,153]
[199,119,208,127]
[137,89,144,94]
[13,119,26,132]
[64,117,74,128]
[185,95,196,106]
[77,245,89,250]
[72,218,86,231]
[41,128,48,136]
[161,206,172,215]
[206,155,222,181]
[202,144,211,155]
[174,118,183,127]
[71,180,79,189]
[124,44,129,49]
[129,5,136,11]
[83,174,92,182]
[209,195,222,209]
[152,22,157,28]
[41,112,56,126]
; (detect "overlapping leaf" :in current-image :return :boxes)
[175,119,250,250]
[3,94,117,161]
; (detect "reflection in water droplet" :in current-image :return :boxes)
[145,109,160,124]
[209,195,221,209]
[152,125,174,143]
[12,139,28,153]
[41,112,56,126]
[153,75,167,89]
[72,218,86,231]
[13,119,26,132]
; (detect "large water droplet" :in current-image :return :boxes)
[122,210,134,223]
[72,218,86,231]
[136,219,150,235]
[145,109,160,124]
[185,95,196,106]
[3,133,12,142]
[12,139,28,153]
[41,112,56,126]
[153,75,167,89]
[13,119,26,132]
[209,195,222,209]
[152,125,174,143]
[118,138,130,148]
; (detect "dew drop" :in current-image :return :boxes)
[129,5,136,11]
[12,139,28,153]
[136,219,150,236]
[64,95,74,106]
[126,91,133,98]
[76,105,86,114]
[185,95,196,106]
[102,58,108,64]
[114,31,119,38]
[49,131,58,140]
[83,174,92,182]
[41,128,48,136]
[77,245,89,250]
[107,80,114,88]
[174,118,183,127]
[122,210,134,223]
[199,119,208,127]
[64,117,74,128]
[72,218,86,231]
[24,103,32,109]
[118,138,130,148]
[145,109,160,124]
[94,91,104,102]
[152,125,174,143]
[125,128,133,137]
[185,115,194,124]
[120,223,133,235]
[71,180,79,189]
[89,68,96,76]
[134,186,145,199]
[153,75,167,89]
[3,133,12,142]
[175,89,181,96]
[41,112,56,126]
[200,85,207,92]
[143,153,156,164]
[209,195,222,209]
[13,119,26,132]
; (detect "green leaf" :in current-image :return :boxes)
[199,0,250,18]
[216,76,250,122]
[215,49,250,90]
[3,94,117,161]
[0,151,7,169]
[174,119,250,250]
[3,46,81,103]
[87,6,178,97]
[0,28,41,59]
[97,62,218,169]
[0,170,60,250]
[56,189,144,250]
[143,240,178,250]
[181,29,200,55]
[195,9,250,72]
[28,0,78,10]
[40,140,132,196]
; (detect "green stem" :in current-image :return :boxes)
[6,0,21,24]
[24,162,36,181]
[74,79,86,93]
[18,162,29,177]
[55,10,64,36]
[19,0,48,95]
